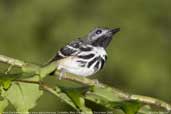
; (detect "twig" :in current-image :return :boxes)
[0,55,25,67]
[0,54,171,112]
[128,94,171,112]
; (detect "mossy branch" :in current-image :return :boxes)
[0,54,171,112]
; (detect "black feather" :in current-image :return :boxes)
[100,58,105,69]
[94,61,100,70]
[49,38,82,62]
[60,47,77,56]
[88,56,100,68]
[78,54,95,59]
[80,46,92,51]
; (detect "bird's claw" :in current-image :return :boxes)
[93,79,99,85]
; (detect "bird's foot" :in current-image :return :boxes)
[93,79,100,85]
[58,69,66,80]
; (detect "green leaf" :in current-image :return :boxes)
[138,105,155,114]
[85,86,142,113]
[2,80,12,90]
[0,73,36,91]
[0,73,20,91]
[39,62,57,79]
[22,64,40,74]
[85,86,124,110]
[64,87,92,113]
[55,87,78,110]
[0,98,8,113]
[1,77,43,112]
[67,90,85,108]
[118,101,142,114]
[22,62,57,79]
[86,86,142,113]
[91,86,123,101]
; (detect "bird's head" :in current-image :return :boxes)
[84,27,120,48]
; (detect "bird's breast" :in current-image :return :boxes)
[57,47,107,77]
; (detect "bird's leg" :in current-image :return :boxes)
[93,79,100,85]
[58,68,66,80]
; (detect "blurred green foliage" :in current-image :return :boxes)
[0,0,170,112]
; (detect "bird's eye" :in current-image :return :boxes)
[95,30,102,34]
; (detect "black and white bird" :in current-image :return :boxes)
[50,27,120,78]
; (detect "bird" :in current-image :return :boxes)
[49,27,120,79]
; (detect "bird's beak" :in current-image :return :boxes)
[110,28,120,34]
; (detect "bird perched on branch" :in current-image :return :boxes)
[49,27,120,79]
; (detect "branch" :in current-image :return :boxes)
[0,55,25,67]
[58,73,171,111]
[0,54,171,112]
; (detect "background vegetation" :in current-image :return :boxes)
[0,0,170,112]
